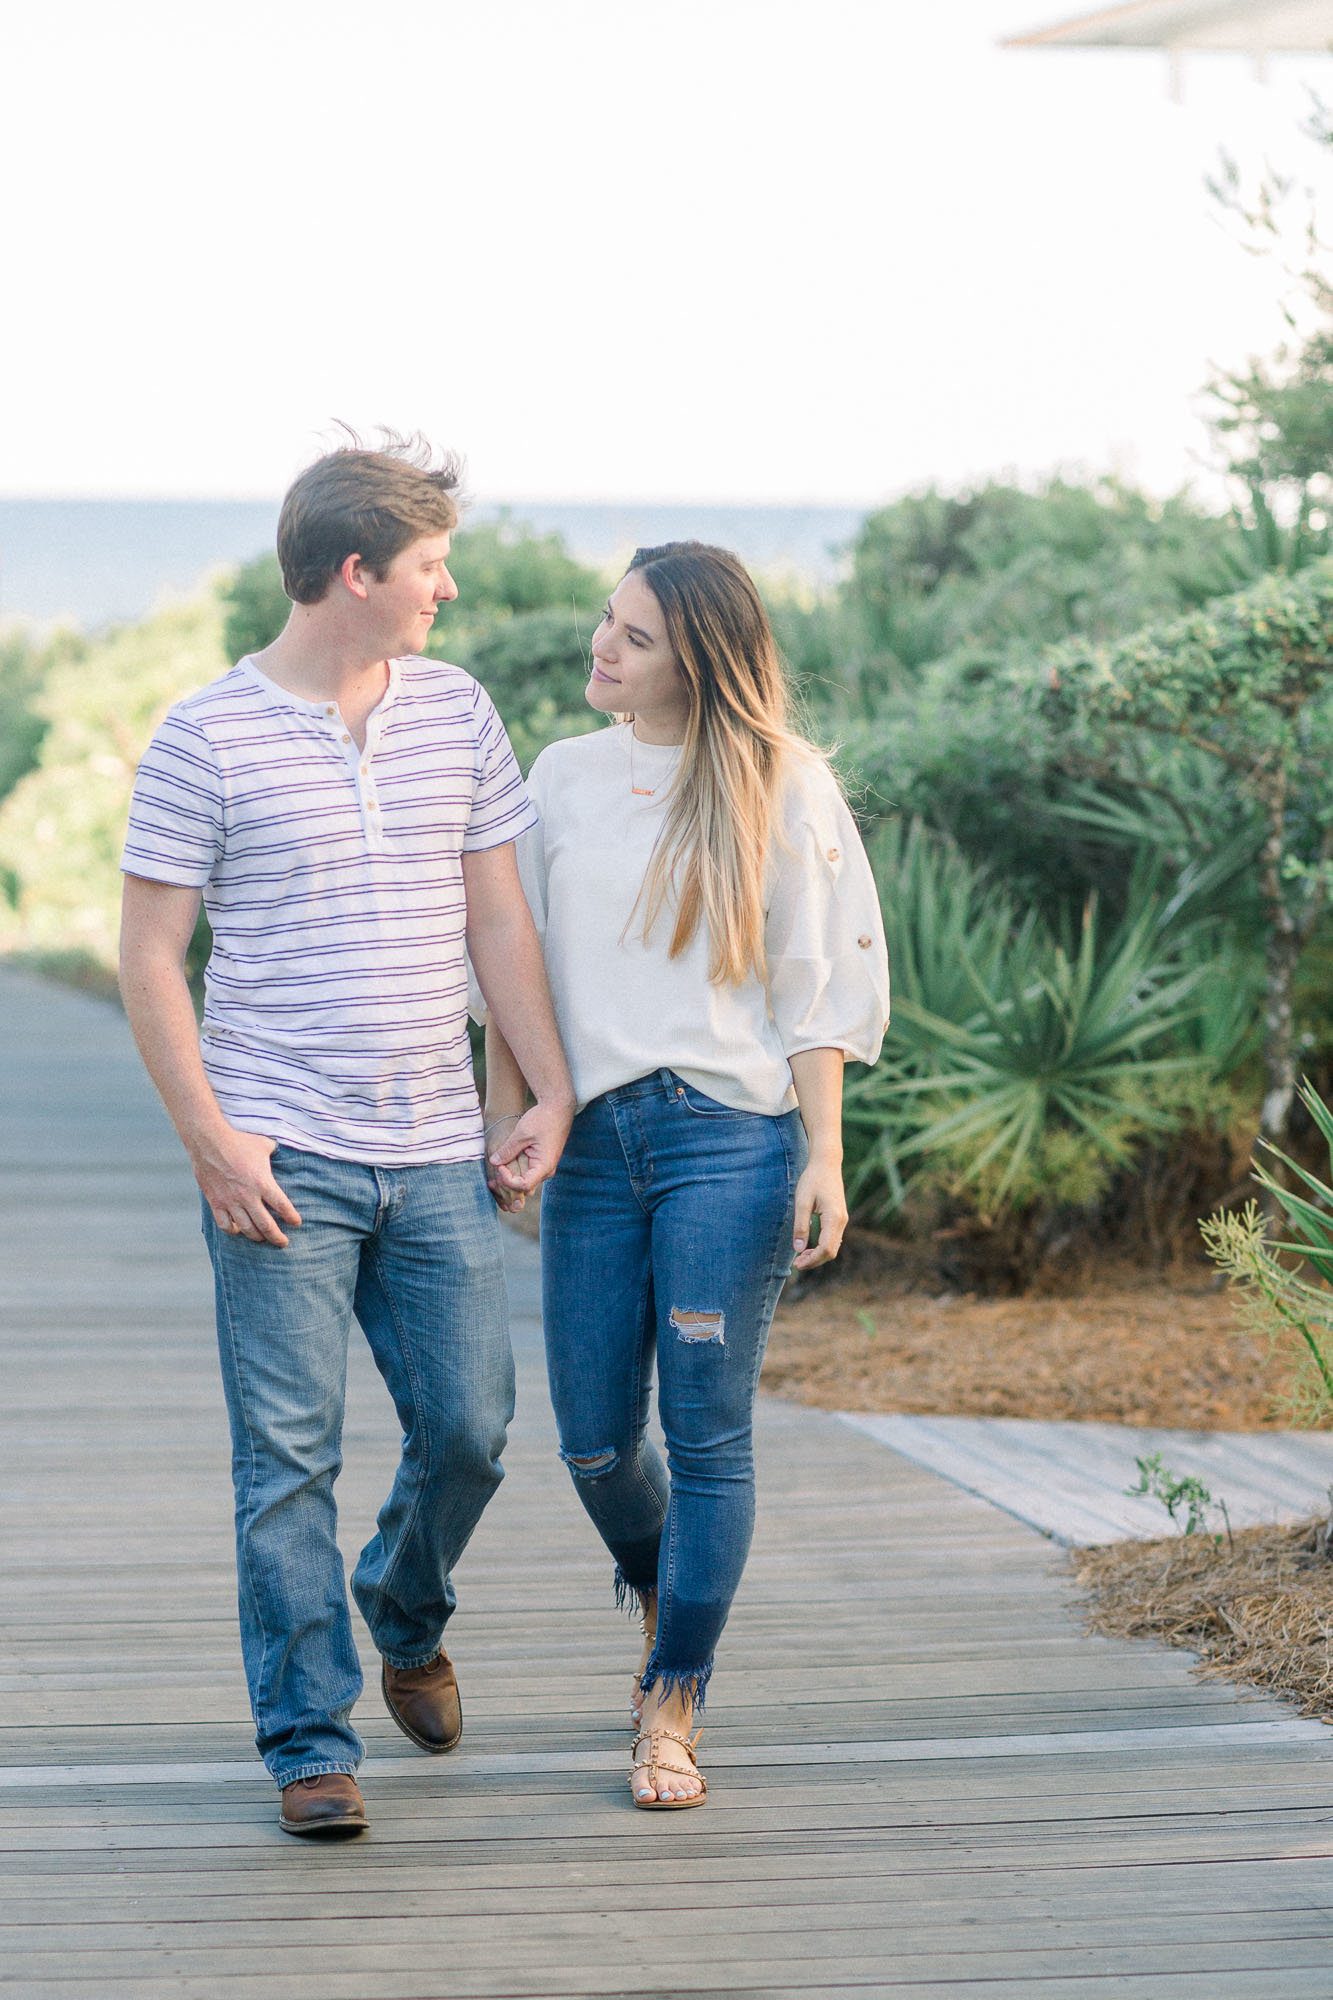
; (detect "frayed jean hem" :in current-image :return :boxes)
[613,1566,656,1615]
[638,1656,714,1713]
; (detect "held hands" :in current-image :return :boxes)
[792,1153,848,1271]
[192,1127,302,1248]
[485,1100,574,1212]
[485,1110,528,1213]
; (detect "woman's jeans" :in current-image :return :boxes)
[201,1146,513,1785]
[541,1071,805,1707]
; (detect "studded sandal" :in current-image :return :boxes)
[629,1725,708,1810]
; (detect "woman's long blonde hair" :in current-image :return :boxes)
[624,541,823,987]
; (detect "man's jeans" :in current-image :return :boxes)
[540,1071,804,1708]
[202,1147,513,1785]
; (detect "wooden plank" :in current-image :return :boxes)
[13,1973,1333,2000]
[5,1862,1333,1918]
[9,1904,1333,1966]
[3,1819,1331,1875]
[0,1719,1327,1795]
[10,1932,1333,1985]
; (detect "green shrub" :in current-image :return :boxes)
[0,595,228,971]
[827,655,1208,929]
[438,515,605,638]
[0,628,62,804]
[453,609,599,771]
[831,480,1250,703]
[220,552,288,660]
[1040,559,1333,1142]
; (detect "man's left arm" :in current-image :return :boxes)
[462,841,574,1196]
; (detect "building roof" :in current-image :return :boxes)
[1004,1,1333,50]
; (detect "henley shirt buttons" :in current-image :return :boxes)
[341,734,351,744]
[827,847,840,862]
[858,935,872,948]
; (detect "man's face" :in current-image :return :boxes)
[366,532,458,654]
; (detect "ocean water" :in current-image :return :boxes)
[0,498,868,630]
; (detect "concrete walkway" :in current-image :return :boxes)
[5,964,1333,1999]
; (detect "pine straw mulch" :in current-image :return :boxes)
[1072,1517,1333,1719]
[762,1249,1296,1429]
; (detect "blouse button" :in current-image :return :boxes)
[826,847,840,862]
[858,934,872,949]
[341,733,351,744]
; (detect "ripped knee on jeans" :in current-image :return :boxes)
[669,1305,726,1346]
[560,1444,619,1478]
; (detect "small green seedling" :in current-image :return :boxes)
[1125,1452,1233,1547]
[856,1310,877,1339]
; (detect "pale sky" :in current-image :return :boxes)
[5,0,1333,505]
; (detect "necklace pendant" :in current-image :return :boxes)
[629,729,658,797]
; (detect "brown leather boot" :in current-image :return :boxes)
[381,1649,462,1752]
[278,1773,369,1838]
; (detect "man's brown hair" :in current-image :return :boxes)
[277,429,464,605]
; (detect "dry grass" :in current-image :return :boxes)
[1073,1517,1333,1718]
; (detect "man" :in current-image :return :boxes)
[119,435,573,1838]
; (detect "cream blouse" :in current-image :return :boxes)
[510,722,889,1116]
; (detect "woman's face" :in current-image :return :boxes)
[586,571,690,736]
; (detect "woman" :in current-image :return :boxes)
[484,543,889,1808]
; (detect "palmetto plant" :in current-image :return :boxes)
[844,819,1231,1225]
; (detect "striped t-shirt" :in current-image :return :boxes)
[121,654,536,1164]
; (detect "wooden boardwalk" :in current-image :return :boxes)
[842,1413,1333,1546]
[5,963,1333,1999]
